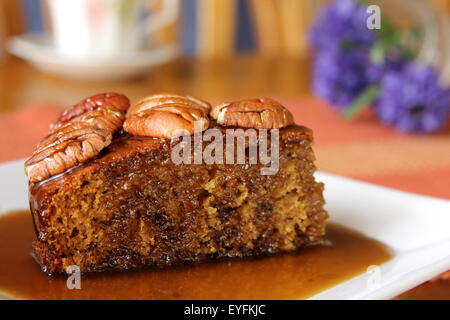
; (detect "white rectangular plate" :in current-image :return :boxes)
[0,159,449,300]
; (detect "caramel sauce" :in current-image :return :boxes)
[0,210,395,300]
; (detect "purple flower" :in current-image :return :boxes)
[312,49,373,108]
[366,52,406,83]
[310,0,379,109]
[376,63,450,133]
[309,0,450,134]
[310,0,377,51]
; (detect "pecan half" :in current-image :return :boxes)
[127,93,211,116]
[124,94,211,138]
[210,98,294,129]
[25,123,112,183]
[56,108,125,135]
[25,93,129,183]
[52,92,129,130]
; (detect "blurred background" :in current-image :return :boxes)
[0,0,324,108]
[0,0,449,299]
[0,0,447,107]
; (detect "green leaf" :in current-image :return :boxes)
[342,85,380,120]
[370,41,386,65]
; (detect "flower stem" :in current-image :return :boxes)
[342,84,380,120]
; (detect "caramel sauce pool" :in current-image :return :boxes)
[0,210,393,300]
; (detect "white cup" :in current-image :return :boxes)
[47,0,178,58]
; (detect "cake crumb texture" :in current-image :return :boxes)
[29,126,328,274]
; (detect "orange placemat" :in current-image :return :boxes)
[0,103,62,163]
[282,97,450,200]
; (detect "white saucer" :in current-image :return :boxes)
[7,34,178,80]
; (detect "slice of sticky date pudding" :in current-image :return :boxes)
[25,93,328,275]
